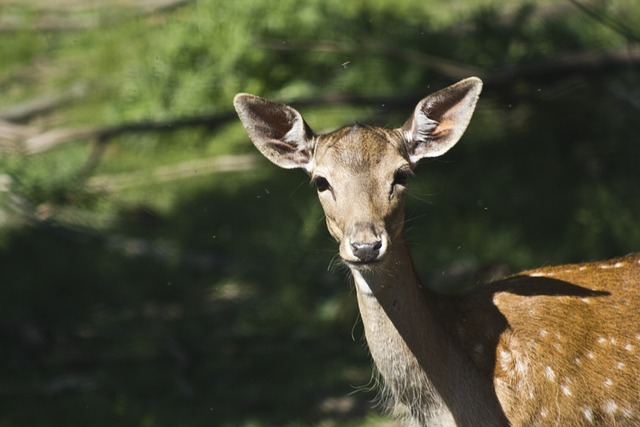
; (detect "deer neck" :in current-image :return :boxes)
[351,242,508,426]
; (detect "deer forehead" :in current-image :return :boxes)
[312,125,407,176]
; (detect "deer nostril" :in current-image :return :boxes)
[351,241,383,262]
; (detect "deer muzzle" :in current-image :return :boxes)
[340,222,389,266]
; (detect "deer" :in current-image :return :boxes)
[233,77,640,426]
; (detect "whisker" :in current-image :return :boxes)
[407,189,437,205]
[403,211,430,225]
[289,178,309,197]
[327,253,346,273]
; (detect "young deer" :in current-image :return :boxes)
[234,78,640,426]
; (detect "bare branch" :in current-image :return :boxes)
[18,112,237,154]
[256,38,481,80]
[3,46,638,156]
[569,0,640,43]
[0,0,193,32]
[0,120,39,153]
[87,154,262,191]
[483,46,640,87]
[0,84,89,122]
[258,37,640,86]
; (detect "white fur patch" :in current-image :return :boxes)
[352,270,374,295]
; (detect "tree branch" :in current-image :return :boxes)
[256,38,481,80]
[258,37,640,87]
[0,0,193,32]
[4,46,639,156]
[18,112,237,154]
[483,46,640,87]
[0,84,89,122]
[569,0,640,43]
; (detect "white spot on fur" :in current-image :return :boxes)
[604,400,618,415]
[540,407,549,418]
[561,384,572,397]
[625,343,634,352]
[529,272,550,277]
[499,350,512,371]
[580,297,590,304]
[610,337,617,345]
[579,266,588,271]
[582,406,594,422]
[597,337,607,345]
[544,366,556,382]
[515,359,527,374]
[617,361,625,370]
[604,378,613,388]
[540,329,548,338]
[587,351,595,359]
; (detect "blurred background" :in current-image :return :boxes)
[1,0,639,425]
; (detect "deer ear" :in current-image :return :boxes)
[234,94,315,171]
[401,77,482,165]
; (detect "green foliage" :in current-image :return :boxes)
[1,145,92,207]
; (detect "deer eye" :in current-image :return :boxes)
[312,176,331,192]
[392,168,412,188]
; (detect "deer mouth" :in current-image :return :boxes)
[345,258,383,268]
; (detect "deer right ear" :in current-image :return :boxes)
[401,77,483,165]
[234,94,316,171]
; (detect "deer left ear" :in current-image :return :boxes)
[401,77,483,165]
[234,94,316,172]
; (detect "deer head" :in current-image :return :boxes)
[234,78,482,271]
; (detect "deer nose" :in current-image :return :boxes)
[351,240,383,262]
